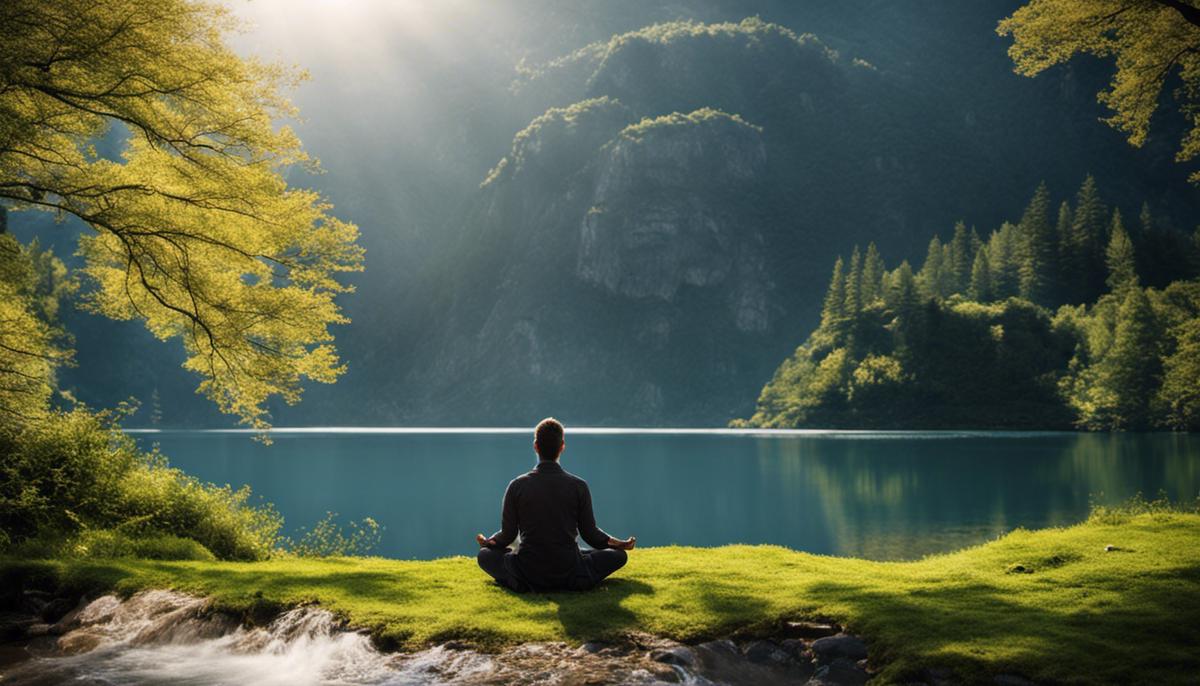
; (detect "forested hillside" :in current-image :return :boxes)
[17,1,1200,427]
[738,178,1200,430]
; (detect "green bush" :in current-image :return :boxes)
[0,409,281,560]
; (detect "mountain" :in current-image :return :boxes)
[24,2,1200,428]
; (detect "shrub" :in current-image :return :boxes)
[0,409,281,560]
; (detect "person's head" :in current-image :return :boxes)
[534,417,565,461]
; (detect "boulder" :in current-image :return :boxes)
[651,646,696,668]
[811,634,868,664]
[744,639,794,665]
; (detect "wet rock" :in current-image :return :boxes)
[51,596,96,634]
[744,639,793,665]
[56,627,106,655]
[811,634,868,664]
[25,622,52,638]
[781,638,810,660]
[651,645,696,667]
[808,657,869,686]
[786,620,841,639]
[993,675,1036,686]
[579,640,608,654]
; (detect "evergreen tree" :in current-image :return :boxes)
[988,223,1021,299]
[1017,181,1056,304]
[969,249,993,302]
[844,246,863,315]
[948,221,972,295]
[820,256,847,328]
[861,242,885,304]
[1054,200,1073,291]
[918,237,945,299]
[890,260,920,310]
[1138,202,1153,237]
[1069,175,1108,303]
[1095,288,1161,429]
[1105,209,1138,294]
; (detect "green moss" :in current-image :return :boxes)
[5,514,1198,684]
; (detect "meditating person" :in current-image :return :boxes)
[475,417,636,592]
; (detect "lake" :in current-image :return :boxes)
[133,429,1200,561]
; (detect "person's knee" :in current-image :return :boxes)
[608,547,628,570]
[477,547,499,570]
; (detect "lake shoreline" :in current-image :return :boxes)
[2,511,1198,684]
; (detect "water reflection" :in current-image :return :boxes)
[140,431,1200,561]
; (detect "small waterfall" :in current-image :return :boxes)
[1,591,694,685]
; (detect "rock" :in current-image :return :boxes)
[56,627,106,655]
[40,597,77,623]
[786,620,841,639]
[651,646,696,668]
[695,638,739,658]
[744,639,793,665]
[0,612,36,641]
[994,675,1037,686]
[811,634,868,664]
[808,657,869,686]
[25,622,52,637]
[580,641,608,654]
[781,638,810,660]
[18,589,51,615]
[50,596,94,634]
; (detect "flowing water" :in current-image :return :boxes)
[130,428,1200,560]
[0,592,738,685]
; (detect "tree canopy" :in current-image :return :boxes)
[999,0,1200,182]
[0,0,363,431]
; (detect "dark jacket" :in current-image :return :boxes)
[487,460,611,587]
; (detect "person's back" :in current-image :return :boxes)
[475,418,635,592]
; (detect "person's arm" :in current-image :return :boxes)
[577,481,615,550]
[480,480,519,549]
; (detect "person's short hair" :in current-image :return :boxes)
[534,417,564,460]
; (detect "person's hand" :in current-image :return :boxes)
[608,536,636,551]
[475,533,494,548]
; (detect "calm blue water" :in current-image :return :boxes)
[133,429,1200,561]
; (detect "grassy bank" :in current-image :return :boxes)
[4,512,1199,684]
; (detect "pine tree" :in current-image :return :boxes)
[1017,181,1056,304]
[918,237,945,299]
[861,242,885,304]
[969,249,993,302]
[890,260,920,310]
[1070,175,1108,303]
[948,221,972,295]
[1105,209,1138,294]
[844,246,863,315]
[820,256,847,328]
[988,223,1021,299]
[1054,200,1073,292]
[1095,288,1161,429]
